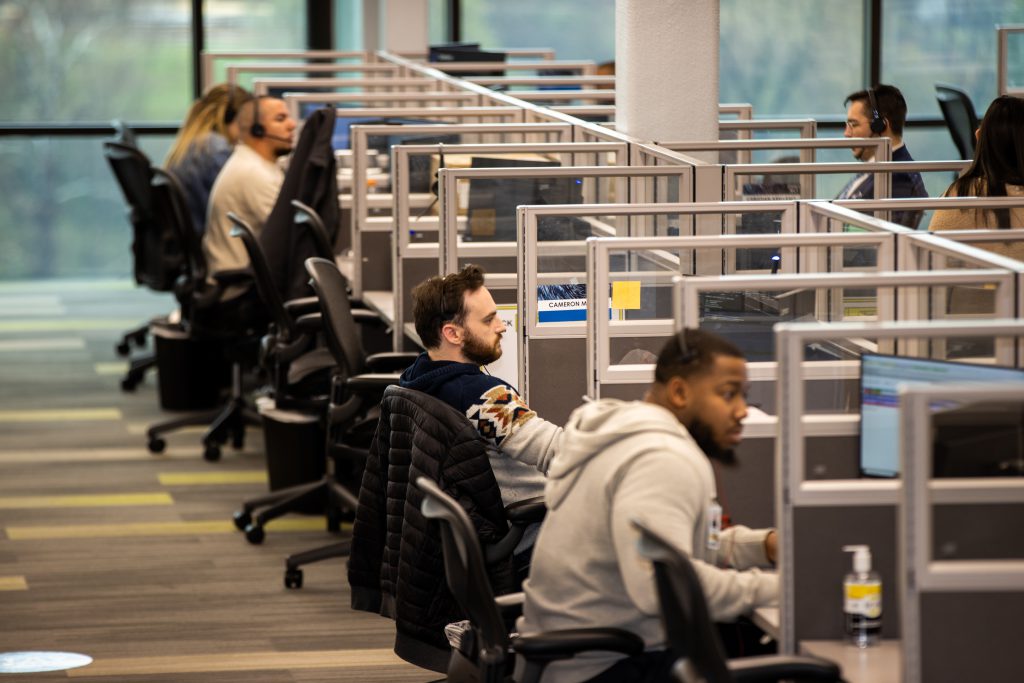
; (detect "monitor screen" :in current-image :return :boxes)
[859,353,1024,478]
[428,44,505,77]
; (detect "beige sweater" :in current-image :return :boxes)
[928,182,1024,261]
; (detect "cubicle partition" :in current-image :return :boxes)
[898,382,1024,683]
[771,319,1024,665]
[468,75,616,90]
[251,76,453,97]
[225,62,403,88]
[997,24,1024,96]
[346,123,574,297]
[200,49,371,90]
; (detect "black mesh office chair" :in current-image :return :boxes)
[631,518,843,683]
[935,83,980,160]
[103,139,179,392]
[144,169,263,461]
[291,199,336,260]
[233,256,413,549]
[416,477,645,683]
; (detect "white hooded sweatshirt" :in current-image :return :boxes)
[519,399,778,683]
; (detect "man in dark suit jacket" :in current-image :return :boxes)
[838,83,928,229]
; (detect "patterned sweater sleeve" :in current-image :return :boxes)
[463,381,562,475]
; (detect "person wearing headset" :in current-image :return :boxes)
[202,96,297,299]
[838,83,928,229]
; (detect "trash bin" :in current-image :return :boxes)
[259,398,326,513]
[152,324,231,411]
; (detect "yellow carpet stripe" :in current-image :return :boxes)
[0,408,123,423]
[0,492,173,509]
[0,576,28,591]
[6,517,334,540]
[0,319,143,332]
[67,648,409,677]
[94,362,129,375]
[158,471,267,485]
[0,447,249,464]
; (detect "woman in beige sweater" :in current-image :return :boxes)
[929,95,1024,251]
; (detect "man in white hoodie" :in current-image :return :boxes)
[519,329,778,683]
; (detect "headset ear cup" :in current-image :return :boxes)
[870,116,886,135]
[250,122,265,138]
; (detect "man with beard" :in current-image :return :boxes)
[401,265,561,567]
[518,329,777,683]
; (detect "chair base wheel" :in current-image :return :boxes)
[116,342,131,357]
[232,510,252,531]
[148,438,166,454]
[203,444,221,462]
[284,568,303,589]
[244,524,265,544]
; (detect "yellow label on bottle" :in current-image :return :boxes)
[844,581,882,618]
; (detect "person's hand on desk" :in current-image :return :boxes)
[764,530,778,565]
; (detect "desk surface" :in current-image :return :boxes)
[751,606,779,640]
[361,290,395,326]
[800,640,901,683]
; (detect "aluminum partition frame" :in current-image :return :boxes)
[397,47,559,62]
[225,62,401,88]
[587,229,897,399]
[719,103,754,119]
[468,75,616,88]
[515,201,789,402]
[502,90,616,104]
[200,49,370,91]
[833,194,1024,233]
[428,60,598,77]
[679,270,1018,372]
[283,97,527,123]
[348,123,574,299]
[899,382,1024,683]
[250,76,451,96]
[772,318,1024,655]
[439,164,691,277]
[997,24,1024,96]
[662,137,891,196]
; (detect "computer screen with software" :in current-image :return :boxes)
[859,353,1024,477]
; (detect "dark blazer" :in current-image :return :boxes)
[836,144,929,228]
[348,385,517,672]
[259,107,339,301]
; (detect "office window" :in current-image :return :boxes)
[721,0,866,118]
[205,0,307,86]
[460,0,614,62]
[882,0,1024,121]
[0,0,192,122]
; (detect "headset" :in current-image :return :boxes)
[249,96,292,143]
[866,87,887,135]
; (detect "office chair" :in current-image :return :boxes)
[631,518,843,683]
[144,169,264,461]
[416,477,646,683]
[291,199,336,260]
[103,140,176,392]
[935,83,980,160]
[233,256,413,548]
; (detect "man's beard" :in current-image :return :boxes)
[688,417,737,466]
[463,328,502,366]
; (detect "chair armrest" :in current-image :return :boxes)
[351,309,385,325]
[505,497,546,525]
[728,655,841,683]
[495,591,524,620]
[365,352,419,373]
[294,312,323,333]
[512,628,644,661]
[345,372,402,393]
[209,268,253,287]
[284,296,319,318]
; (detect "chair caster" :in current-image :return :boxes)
[232,510,252,531]
[116,341,131,357]
[244,523,265,544]
[120,377,138,392]
[132,330,147,347]
[284,568,303,589]
[148,438,166,454]
[231,431,244,450]
[203,443,221,462]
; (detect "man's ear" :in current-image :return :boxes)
[439,321,462,346]
[665,375,690,411]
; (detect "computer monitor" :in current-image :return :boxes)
[932,400,1024,477]
[859,353,1024,478]
[698,288,820,362]
[428,43,505,77]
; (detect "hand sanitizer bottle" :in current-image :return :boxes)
[843,545,881,647]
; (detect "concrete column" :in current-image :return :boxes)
[380,0,428,54]
[362,0,380,52]
[615,0,719,157]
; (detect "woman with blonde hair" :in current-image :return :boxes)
[164,83,252,235]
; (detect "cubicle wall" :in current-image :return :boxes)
[200,49,373,90]
[772,319,1024,657]
[997,24,1024,96]
[899,383,1024,683]
[346,123,575,297]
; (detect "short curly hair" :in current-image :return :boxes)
[411,264,486,348]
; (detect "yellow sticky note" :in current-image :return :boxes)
[611,281,641,310]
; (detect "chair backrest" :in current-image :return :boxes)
[415,476,511,662]
[128,166,189,293]
[110,119,139,147]
[228,213,296,338]
[935,83,979,160]
[304,257,367,375]
[291,200,336,260]
[632,518,734,683]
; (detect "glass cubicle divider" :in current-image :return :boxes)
[997,24,1024,96]
[251,77,455,96]
[200,49,371,90]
